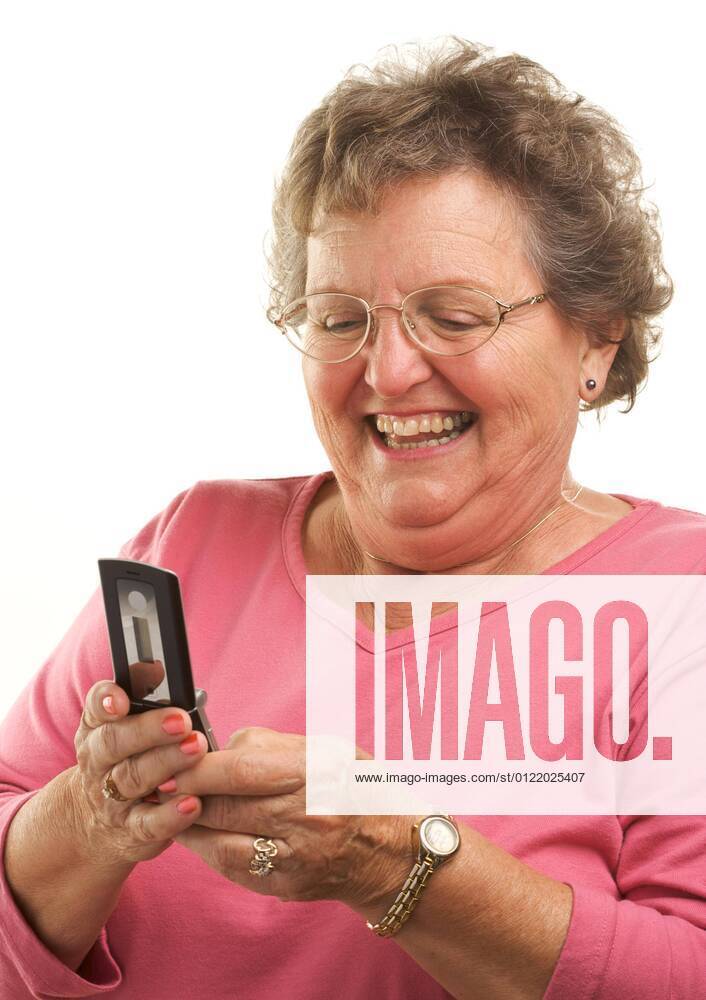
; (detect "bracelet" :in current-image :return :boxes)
[366,853,437,937]
[366,814,461,937]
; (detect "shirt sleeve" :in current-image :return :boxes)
[0,487,191,999]
[543,813,706,999]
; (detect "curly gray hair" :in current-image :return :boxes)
[265,37,673,411]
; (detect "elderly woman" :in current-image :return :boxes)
[1,37,705,1000]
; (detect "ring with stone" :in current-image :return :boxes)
[101,766,130,802]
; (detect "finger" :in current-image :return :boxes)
[106,731,210,801]
[174,826,292,887]
[225,726,295,751]
[126,794,204,842]
[74,681,129,759]
[81,706,199,776]
[162,747,306,797]
[188,793,295,834]
[78,681,130,734]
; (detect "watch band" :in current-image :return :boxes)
[366,814,460,938]
[366,851,439,938]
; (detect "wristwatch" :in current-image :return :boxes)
[366,814,461,938]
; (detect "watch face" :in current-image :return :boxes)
[419,816,460,857]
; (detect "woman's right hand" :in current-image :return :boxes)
[70,680,207,865]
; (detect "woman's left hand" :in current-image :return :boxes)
[165,726,412,911]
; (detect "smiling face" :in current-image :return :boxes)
[302,169,615,568]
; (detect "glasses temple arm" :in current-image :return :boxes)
[499,293,547,315]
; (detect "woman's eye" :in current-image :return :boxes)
[431,313,484,330]
[322,317,365,334]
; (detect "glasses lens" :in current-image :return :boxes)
[281,294,368,362]
[404,287,500,355]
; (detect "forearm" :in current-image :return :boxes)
[350,823,572,1000]
[3,766,136,972]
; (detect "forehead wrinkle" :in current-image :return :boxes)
[308,202,520,265]
[309,215,515,248]
[307,234,515,298]
[306,189,526,297]
[309,185,518,243]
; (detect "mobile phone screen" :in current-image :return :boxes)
[116,579,173,704]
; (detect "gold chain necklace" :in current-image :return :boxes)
[360,484,584,573]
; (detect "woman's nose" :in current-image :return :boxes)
[362,307,434,398]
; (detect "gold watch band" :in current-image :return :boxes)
[366,853,438,938]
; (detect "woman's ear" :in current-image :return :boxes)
[578,317,626,402]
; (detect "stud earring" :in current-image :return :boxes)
[586,378,597,391]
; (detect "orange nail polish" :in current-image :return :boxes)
[179,733,202,754]
[162,714,186,735]
[176,796,199,814]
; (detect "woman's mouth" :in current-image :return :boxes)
[366,409,478,454]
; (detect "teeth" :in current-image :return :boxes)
[382,428,463,450]
[381,412,474,436]
[372,408,477,450]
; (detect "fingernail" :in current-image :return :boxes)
[102,695,117,715]
[158,778,178,793]
[179,733,202,755]
[176,796,199,815]
[162,714,186,735]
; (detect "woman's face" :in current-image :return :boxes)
[302,169,615,565]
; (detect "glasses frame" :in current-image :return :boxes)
[272,284,548,363]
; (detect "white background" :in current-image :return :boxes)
[1,2,703,716]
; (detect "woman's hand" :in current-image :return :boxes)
[162,726,413,911]
[70,680,209,866]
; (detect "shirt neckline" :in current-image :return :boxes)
[282,469,659,651]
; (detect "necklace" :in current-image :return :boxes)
[360,484,585,572]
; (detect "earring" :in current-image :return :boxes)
[585,378,597,391]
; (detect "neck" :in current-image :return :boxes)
[331,476,586,576]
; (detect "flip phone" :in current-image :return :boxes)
[97,558,218,751]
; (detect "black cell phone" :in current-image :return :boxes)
[98,558,218,751]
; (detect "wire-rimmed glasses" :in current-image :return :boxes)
[271,285,547,363]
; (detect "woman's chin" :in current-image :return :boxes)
[374,477,473,528]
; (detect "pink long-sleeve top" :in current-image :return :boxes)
[1,470,706,999]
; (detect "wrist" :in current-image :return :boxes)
[363,814,462,938]
[345,813,416,917]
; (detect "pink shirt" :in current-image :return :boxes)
[1,470,706,999]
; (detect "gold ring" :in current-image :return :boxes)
[102,767,130,802]
[248,836,278,877]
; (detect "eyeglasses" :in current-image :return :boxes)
[271,285,547,363]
